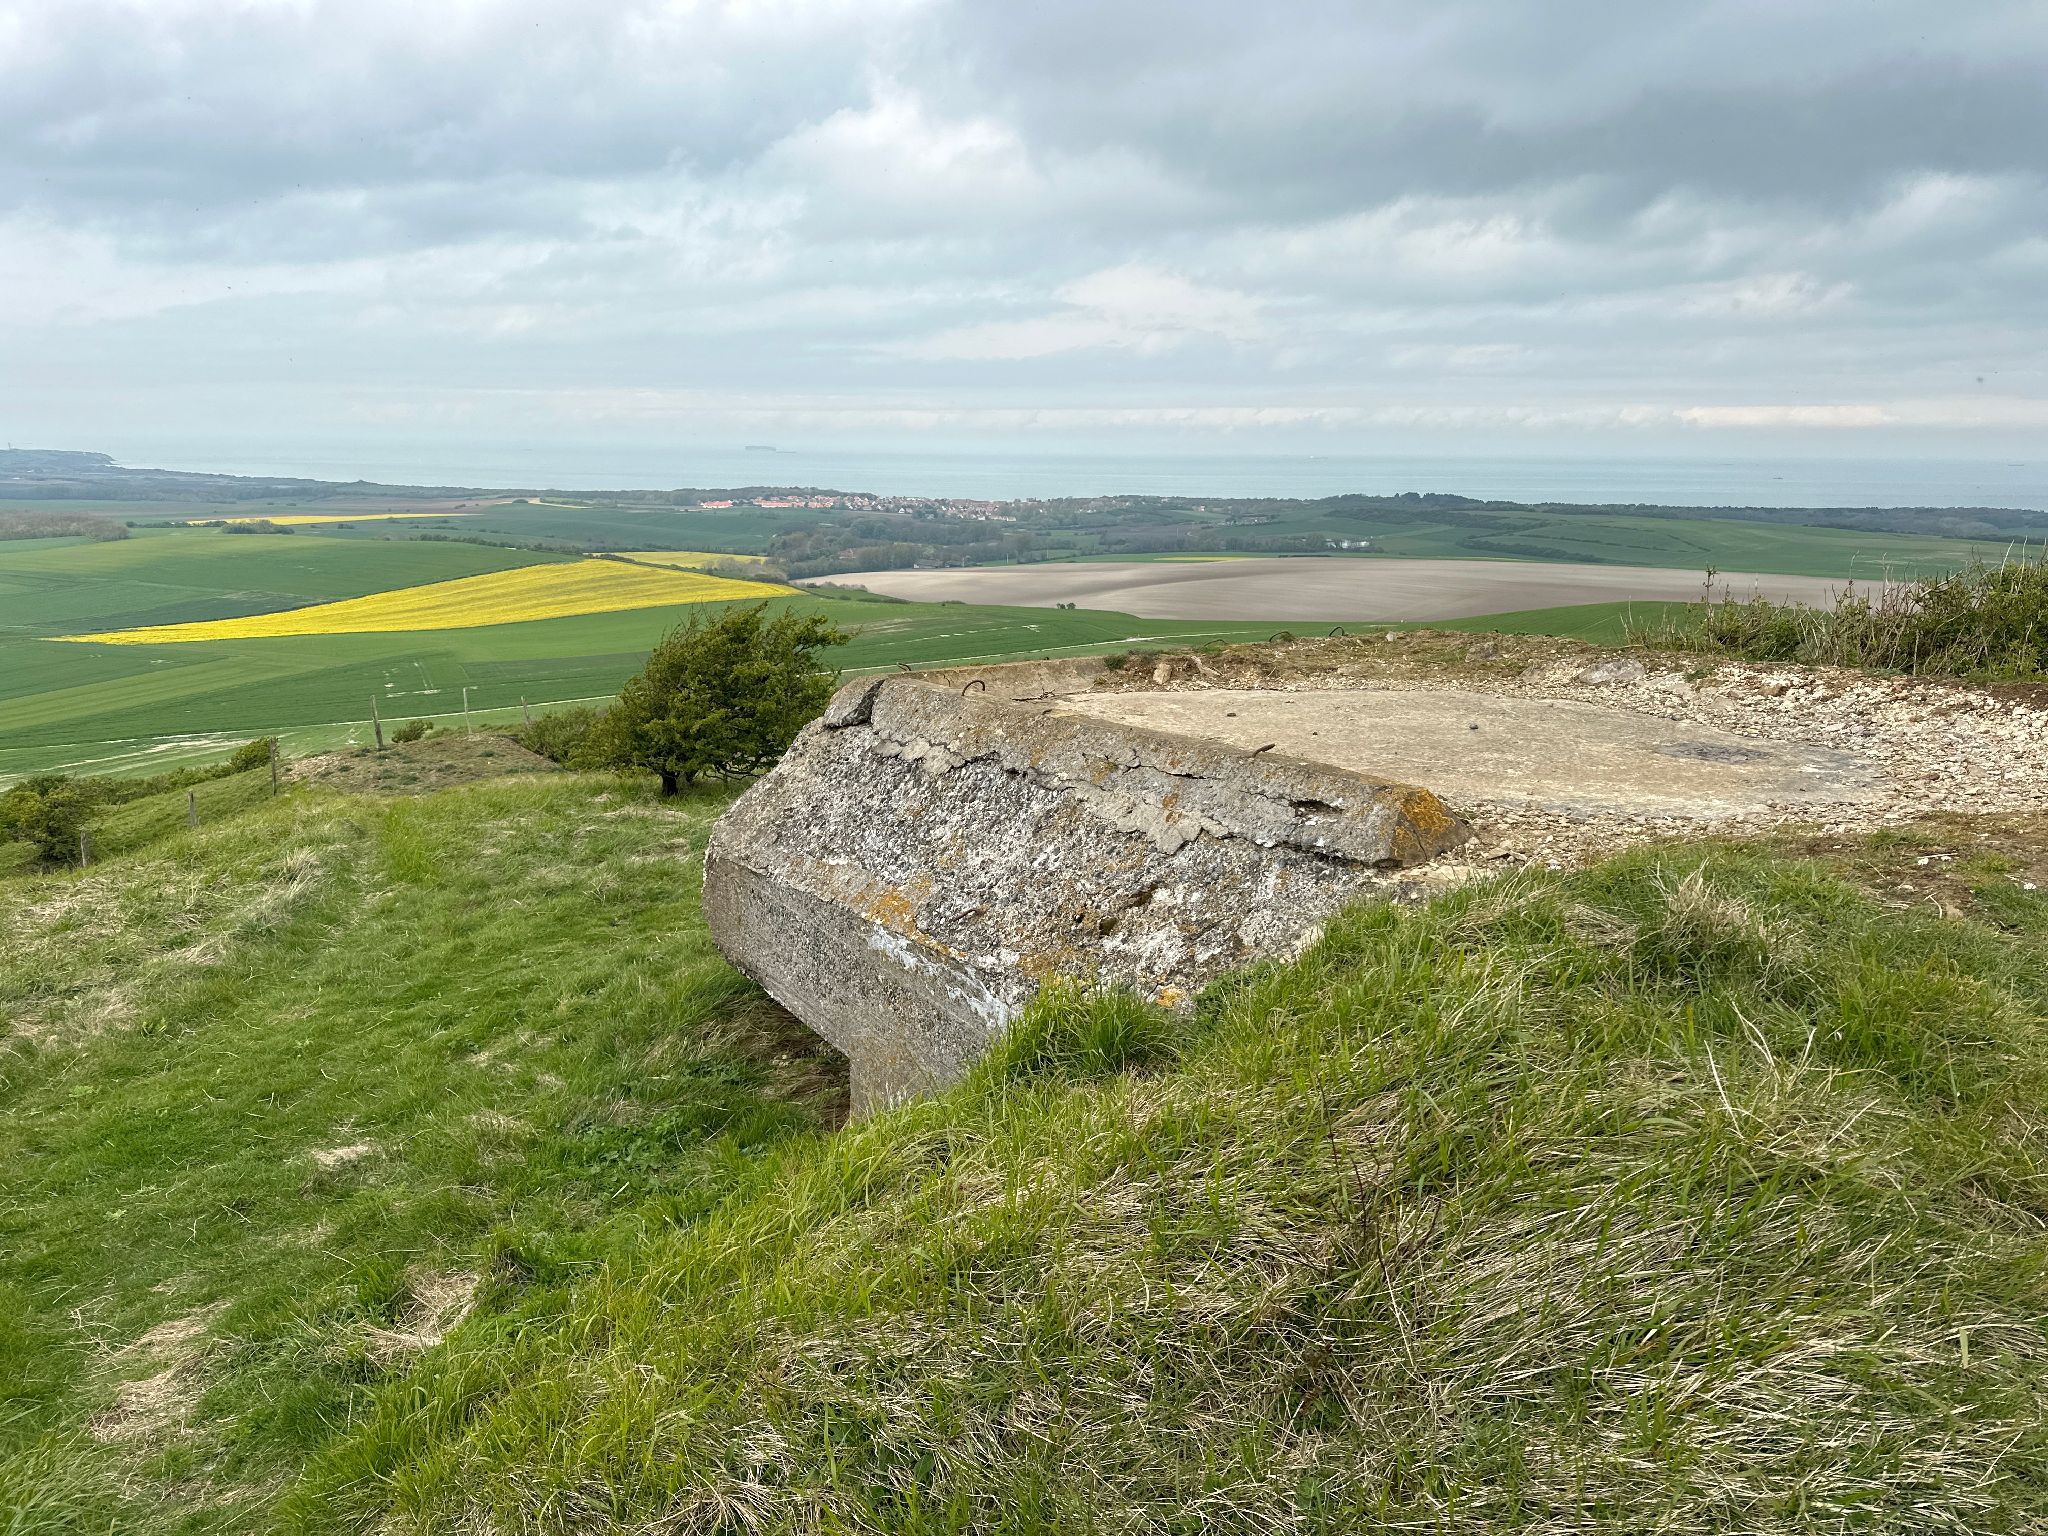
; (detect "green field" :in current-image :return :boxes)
[0,529,564,636]
[0,529,1294,779]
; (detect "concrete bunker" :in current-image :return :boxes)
[703,665,1470,1112]
[704,646,1926,1112]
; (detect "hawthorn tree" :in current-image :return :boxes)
[592,603,846,795]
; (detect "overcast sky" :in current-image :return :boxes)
[4,0,2046,470]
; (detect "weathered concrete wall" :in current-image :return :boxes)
[703,673,1468,1112]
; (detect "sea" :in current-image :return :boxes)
[117,442,2048,513]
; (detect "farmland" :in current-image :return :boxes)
[67,560,789,643]
[207,511,489,527]
[0,529,1292,780]
[6,465,2041,782]
[266,495,2037,579]
[831,555,1847,622]
[0,528,567,634]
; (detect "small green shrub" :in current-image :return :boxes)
[0,778,92,865]
[513,706,606,767]
[225,737,277,774]
[390,718,431,745]
[585,604,846,794]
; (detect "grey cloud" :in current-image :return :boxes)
[2,0,2044,459]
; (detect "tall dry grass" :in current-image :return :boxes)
[1631,554,2048,679]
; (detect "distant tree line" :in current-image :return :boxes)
[0,510,129,542]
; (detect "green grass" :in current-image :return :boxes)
[0,770,846,1534]
[83,767,282,863]
[6,769,2046,1532]
[297,832,2048,1534]
[1425,599,1697,645]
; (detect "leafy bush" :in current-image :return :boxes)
[512,706,606,766]
[225,737,278,773]
[390,718,431,744]
[0,778,92,865]
[584,603,846,794]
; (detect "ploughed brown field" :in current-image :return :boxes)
[818,556,1849,622]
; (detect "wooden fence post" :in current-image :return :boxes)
[187,789,198,829]
[78,830,91,869]
[462,686,473,735]
[371,696,385,750]
[269,739,280,796]
[521,696,531,726]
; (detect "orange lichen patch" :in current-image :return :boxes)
[1384,787,1468,864]
[861,886,922,931]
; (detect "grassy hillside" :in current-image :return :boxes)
[292,824,2048,1535]
[5,749,2046,1532]
[1,765,846,1533]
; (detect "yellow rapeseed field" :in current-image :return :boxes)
[63,560,790,644]
[205,511,480,526]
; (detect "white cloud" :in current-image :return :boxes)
[907,263,1266,359]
